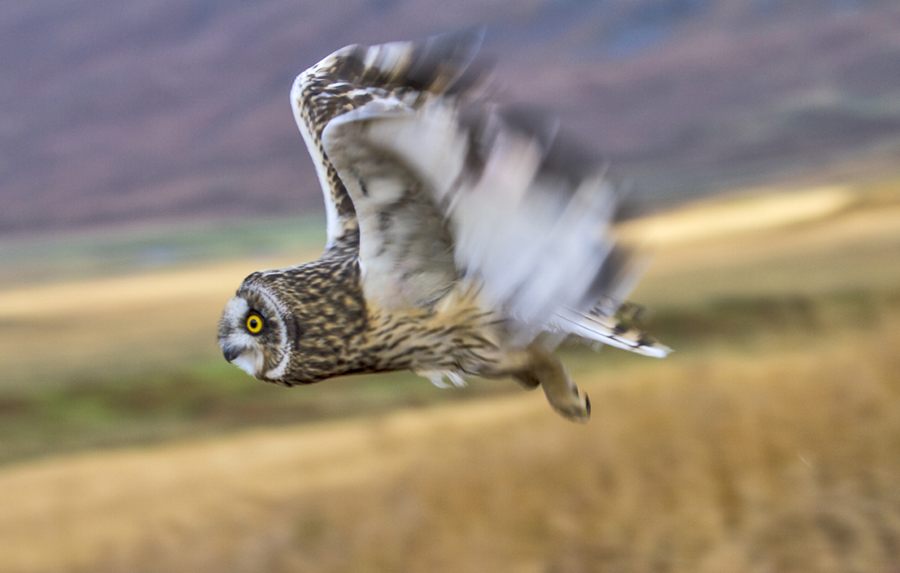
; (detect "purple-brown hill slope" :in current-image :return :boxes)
[3,0,900,236]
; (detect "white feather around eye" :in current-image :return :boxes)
[233,349,264,377]
[222,296,250,322]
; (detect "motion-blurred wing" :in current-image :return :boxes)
[319,35,669,357]
[291,31,485,249]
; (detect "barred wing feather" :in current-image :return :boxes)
[291,31,486,247]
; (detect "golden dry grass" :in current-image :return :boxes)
[2,306,899,573]
[619,185,855,246]
[629,190,900,310]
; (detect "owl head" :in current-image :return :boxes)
[218,277,297,383]
[218,259,368,385]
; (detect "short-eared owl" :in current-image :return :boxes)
[219,31,669,422]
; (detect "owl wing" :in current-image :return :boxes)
[291,31,485,249]
[305,34,669,357]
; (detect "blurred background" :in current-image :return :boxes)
[2,1,900,571]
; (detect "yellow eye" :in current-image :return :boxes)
[246,313,264,334]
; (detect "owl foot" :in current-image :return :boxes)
[520,346,591,424]
[544,380,591,424]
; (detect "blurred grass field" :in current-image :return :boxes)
[1,178,900,571]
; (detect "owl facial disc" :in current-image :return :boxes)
[218,283,291,381]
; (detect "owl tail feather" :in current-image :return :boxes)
[551,308,672,358]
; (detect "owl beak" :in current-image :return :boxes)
[222,346,241,363]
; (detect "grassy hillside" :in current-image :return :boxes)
[0,181,898,466]
[1,179,900,570]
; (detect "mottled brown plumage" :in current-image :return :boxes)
[218,31,669,422]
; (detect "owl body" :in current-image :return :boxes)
[218,32,670,422]
[220,242,513,385]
